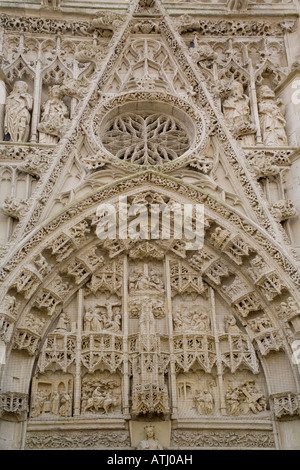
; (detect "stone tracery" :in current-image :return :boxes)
[0,0,299,451]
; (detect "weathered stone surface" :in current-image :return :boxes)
[0,0,300,451]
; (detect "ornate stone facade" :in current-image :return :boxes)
[0,0,300,451]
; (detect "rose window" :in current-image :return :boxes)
[101,112,190,165]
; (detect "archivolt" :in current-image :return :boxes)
[1,172,300,399]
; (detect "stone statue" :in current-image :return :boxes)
[4,81,33,142]
[38,85,70,144]
[227,0,248,11]
[225,314,241,334]
[58,392,72,417]
[137,425,163,450]
[258,85,288,146]
[222,81,255,145]
[51,391,60,415]
[55,311,70,332]
[84,307,103,332]
[194,390,214,415]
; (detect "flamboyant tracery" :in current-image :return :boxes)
[0,0,300,451]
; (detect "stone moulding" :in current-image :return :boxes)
[25,429,131,450]
[0,11,128,37]
[0,170,299,292]
[170,428,276,449]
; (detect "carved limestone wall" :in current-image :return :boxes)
[0,0,300,451]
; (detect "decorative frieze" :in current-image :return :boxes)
[25,430,131,450]
[171,429,275,449]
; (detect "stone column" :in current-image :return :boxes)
[0,79,7,141]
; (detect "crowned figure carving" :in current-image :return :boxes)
[136,424,163,450]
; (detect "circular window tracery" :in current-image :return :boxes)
[102,112,190,165]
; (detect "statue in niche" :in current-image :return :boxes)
[225,314,241,334]
[41,0,61,7]
[174,307,210,333]
[129,268,164,293]
[258,85,288,146]
[136,425,163,450]
[4,81,33,142]
[139,304,156,335]
[222,81,255,145]
[227,0,248,11]
[38,85,70,144]
[194,390,214,415]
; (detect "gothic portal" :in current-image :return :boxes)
[0,0,300,450]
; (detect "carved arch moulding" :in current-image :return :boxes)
[0,178,300,449]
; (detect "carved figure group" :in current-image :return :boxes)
[4,81,33,142]
[194,390,214,415]
[31,390,72,418]
[81,377,119,414]
[129,268,164,292]
[226,380,267,415]
[174,307,210,333]
[38,85,70,144]
[84,301,121,333]
[84,387,118,414]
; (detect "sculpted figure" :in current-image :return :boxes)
[38,85,70,144]
[241,380,266,414]
[4,81,33,142]
[31,391,47,418]
[222,81,255,145]
[84,307,102,332]
[137,425,163,450]
[227,0,248,11]
[59,392,72,417]
[258,85,288,146]
[51,391,60,415]
[225,314,241,334]
[194,390,214,415]
[56,311,70,331]
[226,386,241,415]
[226,381,266,415]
